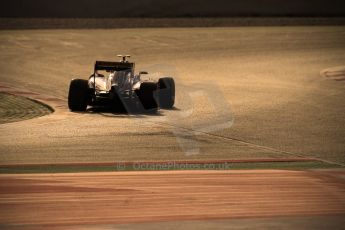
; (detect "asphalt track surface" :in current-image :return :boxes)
[0,170,344,229]
[0,26,345,228]
[0,26,345,165]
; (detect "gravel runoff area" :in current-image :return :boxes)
[0,170,344,229]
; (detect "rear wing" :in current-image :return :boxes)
[94,61,134,72]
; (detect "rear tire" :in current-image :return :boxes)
[68,79,89,111]
[158,77,175,109]
[137,82,158,112]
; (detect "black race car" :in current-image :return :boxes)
[68,55,175,112]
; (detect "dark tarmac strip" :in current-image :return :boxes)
[0,158,328,173]
[0,170,344,229]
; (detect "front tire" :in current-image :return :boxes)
[68,79,89,111]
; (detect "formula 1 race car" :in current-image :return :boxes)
[68,55,175,113]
